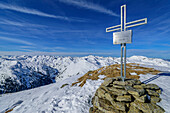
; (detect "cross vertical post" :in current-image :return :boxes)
[106,4,147,82]
[123,5,126,81]
[120,5,127,81]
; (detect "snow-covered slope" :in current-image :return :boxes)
[0,72,170,113]
[0,55,170,113]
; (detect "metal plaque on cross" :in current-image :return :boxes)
[113,30,132,44]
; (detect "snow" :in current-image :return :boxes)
[127,56,170,71]
[98,75,106,79]
[130,72,137,75]
[0,55,170,113]
[0,74,103,113]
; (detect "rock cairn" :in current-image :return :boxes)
[89,77,165,113]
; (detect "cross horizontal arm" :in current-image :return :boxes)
[106,24,121,32]
[126,18,147,29]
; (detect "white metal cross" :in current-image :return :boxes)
[106,5,147,81]
[106,5,147,32]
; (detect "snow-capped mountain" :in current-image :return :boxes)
[0,55,170,113]
[0,55,117,93]
[0,55,170,94]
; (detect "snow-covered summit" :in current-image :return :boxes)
[127,56,170,70]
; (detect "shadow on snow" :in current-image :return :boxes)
[142,72,170,84]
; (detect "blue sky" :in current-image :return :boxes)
[0,0,169,58]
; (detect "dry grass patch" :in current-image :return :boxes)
[72,63,160,87]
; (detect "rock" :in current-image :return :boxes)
[128,106,142,113]
[94,96,121,113]
[96,88,106,98]
[112,84,124,89]
[131,101,165,113]
[110,91,124,96]
[91,107,105,113]
[90,78,165,113]
[125,79,142,86]
[156,89,162,94]
[124,85,133,90]
[127,87,145,96]
[150,96,161,103]
[134,80,142,85]
[108,87,128,95]
[92,96,95,105]
[101,78,115,87]
[133,94,147,103]
[133,85,143,89]
[100,85,109,92]
[144,84,160,90]
[100,85,124,96]
[105,93,114,101]
[113,81,126,86]
[93,96,99,108]
[114,76,122,81]
[141,83,147,87]
[116,95,132,102]
[111,101,126,111]
[126,103,130,108]
[95,109,104,113]
[131,101,152,113]
[89,107,94,113]
[152,104,165,113]
[146,89,160,97]
[60,83,69,88]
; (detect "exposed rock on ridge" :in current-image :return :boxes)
[89,77,165,113]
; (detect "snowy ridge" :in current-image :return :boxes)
[0,55,117,93]
[127,56,170,72]
[0,55,170,94]
[128,56,170,68]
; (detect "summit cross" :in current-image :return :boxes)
[106,5,147,81]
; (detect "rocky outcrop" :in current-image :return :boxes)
[89,77,165,113]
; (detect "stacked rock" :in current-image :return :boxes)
[89,77,165,113]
